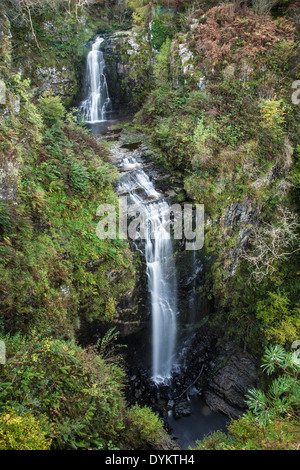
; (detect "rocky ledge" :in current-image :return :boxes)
[123,326,258,424]
[204,340,259,419]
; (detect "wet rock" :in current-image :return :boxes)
[204,341,259,418]
[173,401,191,418]
[100,31,140,111]
[120,141,142,150]
[204,392,241,419]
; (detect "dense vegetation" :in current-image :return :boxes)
[126,0,300,449]
[0,0,299,451]
[0,0,169,450]
[130,0,300,352]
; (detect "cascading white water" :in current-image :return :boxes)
[79,36,111,123]
[118,156,177,383]
[146,200,177,382]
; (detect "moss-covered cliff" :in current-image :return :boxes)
[131,2,300,355]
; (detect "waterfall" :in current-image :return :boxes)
[79,36,111,123]
[118,156,177,383]
[146,200,177,382]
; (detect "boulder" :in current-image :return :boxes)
[173,401,192,418]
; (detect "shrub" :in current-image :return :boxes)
[38,91,65,127]
[0,335,126,449]
[0,407,52,450]
[126,404,169,449]
[259,98,285,141]
[0,334,171,450]
[153,38,172,89]
[150,13,176,51]
[256,292,300,345]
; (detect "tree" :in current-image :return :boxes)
[242,206,300,282]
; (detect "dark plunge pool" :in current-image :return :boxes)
[122,326,229,450]
[167,395,229,449]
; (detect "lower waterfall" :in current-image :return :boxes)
[79,41,229,446]
[117,158,177,383]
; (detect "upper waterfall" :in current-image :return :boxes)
[79,36,111,123]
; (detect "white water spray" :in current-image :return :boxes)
[118,156,177,383]
[79,36,111,123]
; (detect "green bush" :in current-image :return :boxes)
[150,15,175,51]
[259,98,286,156]
[126,404,169,449]
[153,38,171,89]
[0,335,126,449]
[256,292,300,345]
[0,334,169,450]
[0,407,52,450]
[38,91,65,127]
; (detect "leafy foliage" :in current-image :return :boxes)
[192,343,300,450]
[0,334,168,450]
[0,407,52,450]
[125,404,169,449]
[38,91,66,127]
[150,12,176,51]
[0,71,138,336]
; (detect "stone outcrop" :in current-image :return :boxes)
[222,199,261,276]
[100,30,142,111]
[35,65,78,103]
[204,341,259,418]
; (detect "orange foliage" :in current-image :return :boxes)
[194,5,296,64]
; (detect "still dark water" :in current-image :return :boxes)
[85,113,133,135]
[123,327,229,450]
[168,396,229,449]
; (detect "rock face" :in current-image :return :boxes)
[99,127,259,423]
[100,30,140,112]
[222,199,261,276]
[204,341,259,418]
[35,65,78,103]
[0,161,19,203]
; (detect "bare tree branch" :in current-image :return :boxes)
[242,206,300,282]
